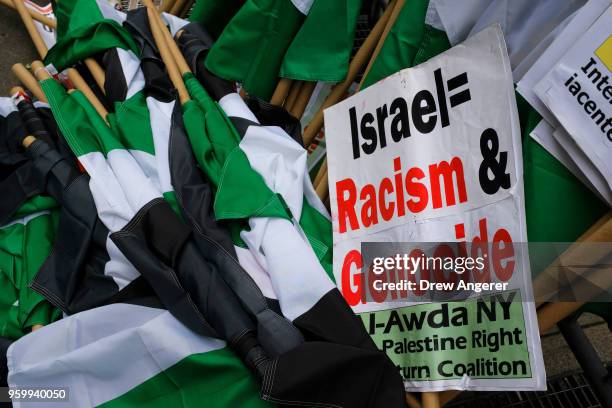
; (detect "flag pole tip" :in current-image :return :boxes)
[22,135,36,148]
[9,86,24,95]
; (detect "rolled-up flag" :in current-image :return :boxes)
[38,76,275,374]
[0,95,59,340]
[178,31,406,406]
[114,6,305,355]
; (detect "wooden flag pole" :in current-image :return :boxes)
[284,80,303,111]
[313,159,327,186]
[406,393,422,408]
[30,60,51,81]
[178,0,194,18]
[22,135,37,148]
[10,0,106,94]
[66,68,109,119]
[9,85,26,98]
[160,0,176,13]
[0,0,56,27]
[11,63,47,102]
[536,214,612,333]
[159,26,192,76]
[291,81,316,118]
[315,170,328,200]
[270,78,293,106]
[422,392,440,408]
[30,60,109,120]
[144,0,194,89]
[301,0,397,148]
[169,0,187,15]
[11,0,47,57]
[84,59,106,94]
[533,212,612,307]
[145,6,191,104]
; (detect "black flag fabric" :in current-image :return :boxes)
[177,23,407,408]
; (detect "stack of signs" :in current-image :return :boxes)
[518,0,612,206]
[324,25,546,391]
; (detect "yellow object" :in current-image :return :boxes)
[595,35,612,71]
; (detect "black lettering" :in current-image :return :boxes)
[360,112,377,155]
[411,90,437,133]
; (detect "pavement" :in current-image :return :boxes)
[0,0,611,383]
[0,7,38,93]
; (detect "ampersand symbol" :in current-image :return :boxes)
[478,128,510,195]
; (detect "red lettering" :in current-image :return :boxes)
[471,218,490,283]
[393,157,406,217]
[336,178,359,233]
[379,177,395,221]
[341,250,363,306]
[406,167,428,213]
[429,157,467,208]
[360,184,378,227]
[492,228,514,281]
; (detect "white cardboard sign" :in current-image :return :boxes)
[324,25,545,391]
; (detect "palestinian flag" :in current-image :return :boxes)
[22,102,154,315]
[179,23,333,283]
[11,135,261,408]
[9,17,281,408]
[8,73,279,402]
[44,0,139,71]
[37,2,298,354]
[8,303,269,408]
[177,30,405,404]
[0,96,59,341]
[117,7,305,353]
[204,0,363,99]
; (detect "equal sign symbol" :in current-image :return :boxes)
[447,73,471,108]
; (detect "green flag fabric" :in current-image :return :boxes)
[205,0,305,99]
[8,303,271,408]
[189,0,245,39]
[361,0,450,89]
[279,0,363,82]
[0,97,60,339]
[182,73,291,222]
[0,201,59,339]
[45,0,139,71]
[204,0,365,97]
[182,73,334,277]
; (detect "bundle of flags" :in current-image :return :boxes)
[1,0,406,407]
[1,0,610,406]
[0,91,62,387]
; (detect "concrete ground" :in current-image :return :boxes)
[0,7,38,93]
[1,0,611,392]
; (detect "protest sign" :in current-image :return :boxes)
[534,6,612,193]
[324,25,546,391]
